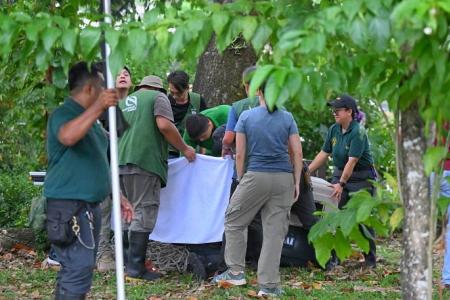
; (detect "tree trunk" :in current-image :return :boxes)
[193,35,257,107]
[397,103,432,299]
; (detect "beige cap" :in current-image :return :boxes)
[135,75,166,92]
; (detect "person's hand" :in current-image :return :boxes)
[183,146,196,162]
[120,194,134,223]
[330,183,343,202]
[221,146,234,158]
[98,89,119,110]
[293,184,300,202]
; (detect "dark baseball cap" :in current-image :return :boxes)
[327,95,359,114]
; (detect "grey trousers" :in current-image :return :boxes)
[48,200,101,295]
[98,194,112,256]
[120,173,161,233]
[224,171,294,289]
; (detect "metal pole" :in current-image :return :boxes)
[103,1,126,299]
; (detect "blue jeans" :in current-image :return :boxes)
[440,170,450,284]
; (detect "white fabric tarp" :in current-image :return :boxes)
[149,154,234,244]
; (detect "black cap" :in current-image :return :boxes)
[327,95,359,114]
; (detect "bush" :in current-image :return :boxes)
[0,172,40,228]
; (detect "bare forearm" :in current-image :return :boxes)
[289,135,303,187]
[236,153,245,179]
[156,117,188,152]
[340,158,358,183]
[308,151,329,173]
[58,102,104,146]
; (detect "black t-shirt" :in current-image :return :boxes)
[168,94,208,124]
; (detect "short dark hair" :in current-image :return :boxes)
[68,61,104,91]
[123,66,132,78]
[167,70,189,92]
[186,114,209,141]
[242,65,257,84]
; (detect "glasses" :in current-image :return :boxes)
[331,108,347,115]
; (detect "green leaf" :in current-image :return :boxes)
[356,198,377,222]
[127,28,148,62]
[79,27,101,58]
[334,229,352,260]
[35,47,50,71]
[11,12,32,23]
[342,0,362,20]
[312,232,334,268]
[241,16,258,41]
[105,28,120,51]
[61,28,77,55]
[339,209,357,236]
[169,28,184,57]
[389,207,404,231]
[52,67,67,89]
[251,23,272,52]
[350,18,367,46]
[300,33,326,54]
[424,146,448,175]
[212,11,229,35]
[285,71,302,98]
[438,0,450,13]
[368,17,390,52]
[249,65,274,97]
[349,226,369,253]
[25,23,41,42]
[299,79,314,111]
[108,41,125,82]
[264,74,281,111]
[143,8,160,26]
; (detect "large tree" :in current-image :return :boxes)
[1,1,450,298]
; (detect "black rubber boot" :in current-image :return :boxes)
[123,230,129,265]
[54,285,86,300]
[126,231,161,281]
[364,239,377,268]
[325,250,339,271]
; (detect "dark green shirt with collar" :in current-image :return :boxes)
[322,120,374,170]
[44,97,111,202]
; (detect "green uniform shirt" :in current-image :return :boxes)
[183,105,231,155]
[322,120,374,170]
[44,98,111,202]
[118,90,170,186]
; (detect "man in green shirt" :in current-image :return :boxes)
[118,75,196,281]
[183,105,231,156]
[44,61,133,299]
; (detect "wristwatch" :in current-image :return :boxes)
[339,181,346,188]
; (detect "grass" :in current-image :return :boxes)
[0,236,449,299]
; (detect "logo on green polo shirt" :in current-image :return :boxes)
[123,96,137,112]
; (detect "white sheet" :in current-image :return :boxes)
[149,154,234,244]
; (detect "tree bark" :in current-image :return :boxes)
[193,35,257,107]
[397,103,431,300]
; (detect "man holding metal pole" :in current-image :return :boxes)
[44,61,134,299]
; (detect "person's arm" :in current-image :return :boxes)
[120,193,134,223]
[222,106,238,157]
[331,157,359,200]
[235,132,247,180]
[58,89,118,146]
[308,151,330,173]
[156,116,196,161]
[288,134,303,201]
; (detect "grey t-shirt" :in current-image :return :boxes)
[235,106,298,173]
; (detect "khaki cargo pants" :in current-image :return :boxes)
[224,171,294,289]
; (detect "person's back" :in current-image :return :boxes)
[239,106,294,173]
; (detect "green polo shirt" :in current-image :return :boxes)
[44,98,111,202]
[183,105,231,156]
[322,120,374,170]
